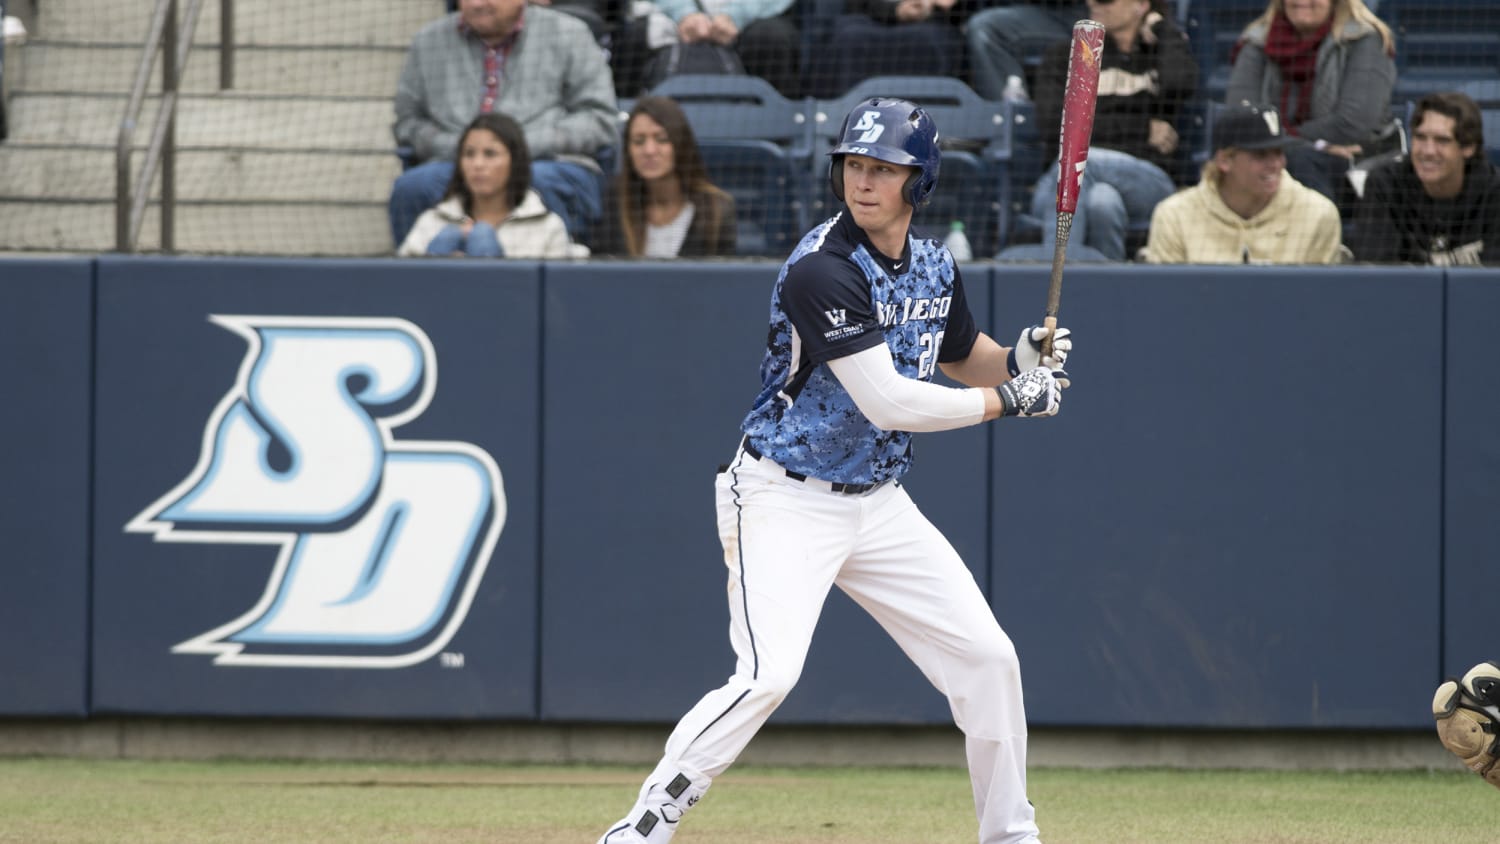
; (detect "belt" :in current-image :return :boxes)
[740,439,885,496]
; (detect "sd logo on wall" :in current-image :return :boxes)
[91,258,541,718]
[127,315,505,668]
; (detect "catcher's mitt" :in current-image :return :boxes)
[1433,660,1500,791]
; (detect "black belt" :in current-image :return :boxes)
[740,439,884,496]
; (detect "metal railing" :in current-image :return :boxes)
[115,0,234,252]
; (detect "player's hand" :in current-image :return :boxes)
[997,367,1065,418]
[1007,325,1072,383]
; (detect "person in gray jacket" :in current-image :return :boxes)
[1225,0,1396,207]
[390,0,618,247]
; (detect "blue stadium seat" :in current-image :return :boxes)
[811,76,1025,256]
[1451,80,1500,166]
[1182,0,1266,100]
[644,74,813,257]
[1386,0,1500,99]
[1452,79,1500,102]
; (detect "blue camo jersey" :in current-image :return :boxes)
[740,212,979,485]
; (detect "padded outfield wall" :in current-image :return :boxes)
[0,256,1491,731]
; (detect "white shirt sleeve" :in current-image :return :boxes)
[825,343,987,432]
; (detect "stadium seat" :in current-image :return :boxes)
[811,76,1024,256]
[1452,79,1500,102]
[1386,0,1500,99]
[1450,80,1500,166]
[1181,0,1267,100]
[644,73,813,257]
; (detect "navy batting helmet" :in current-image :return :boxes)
[828,97,941,208]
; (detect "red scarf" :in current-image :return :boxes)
[1259,12,1331,130]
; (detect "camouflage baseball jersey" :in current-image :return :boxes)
[740,212,979,485]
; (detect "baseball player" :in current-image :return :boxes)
[1433,660,1500,790]
[598,97,1072,844]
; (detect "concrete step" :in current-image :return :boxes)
[0,198,394,255]
[0,144,402,202]
[6,91,393,150]
[14,41,407,98]
[36,0,433,48]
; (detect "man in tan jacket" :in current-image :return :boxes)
[1144,102,1342,264]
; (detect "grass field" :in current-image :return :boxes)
[0,758,1493,843]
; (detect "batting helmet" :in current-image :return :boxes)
[828,97,940,208]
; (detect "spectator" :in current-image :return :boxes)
[1351,91,1500,266]
[390,0,618,248]
[1225,0,1396,207]
[1024,0,1198,260]
[965,0,1084,102]
[1144,101,1342,264]
[596,96,738,257]
[817,0,971,100]
[447,0,615,44]
[612,0,801,99]
[397,114,576,259]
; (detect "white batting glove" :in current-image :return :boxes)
[1007,325,1072,387]
[997,367,1065,418]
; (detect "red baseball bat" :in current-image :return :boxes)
[1044,19,1105,358]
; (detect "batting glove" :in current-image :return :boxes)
[1007,325,1072,387]
[997,367,1065,418]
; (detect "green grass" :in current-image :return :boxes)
[0,758,1492,843]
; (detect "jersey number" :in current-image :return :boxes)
[917,331,944,380]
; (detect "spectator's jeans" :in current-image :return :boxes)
[1029,148,1176,261]
[966,3,1082,100]
[1284,144,1352,208]
[389,159,602,247]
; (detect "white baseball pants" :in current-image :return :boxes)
[645,444,1041,844]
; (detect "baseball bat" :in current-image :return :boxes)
[1044,19,1105,359]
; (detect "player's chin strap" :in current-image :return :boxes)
[1433,661,1500,791]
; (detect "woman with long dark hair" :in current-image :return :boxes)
[398,113,575,258]
[598,96,737,258]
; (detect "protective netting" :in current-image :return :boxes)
[0,0,1494,262]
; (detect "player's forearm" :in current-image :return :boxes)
[827,346,987,432]
[938,332,1011,388]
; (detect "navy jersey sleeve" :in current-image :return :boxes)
[937,266,979,363]
[781,252,888,363]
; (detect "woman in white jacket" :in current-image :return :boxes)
[397,113,578,259]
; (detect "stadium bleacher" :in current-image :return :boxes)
[0,0,1496,260]
[1388,0,1500,100]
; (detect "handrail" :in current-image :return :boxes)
[115,0,234,253]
